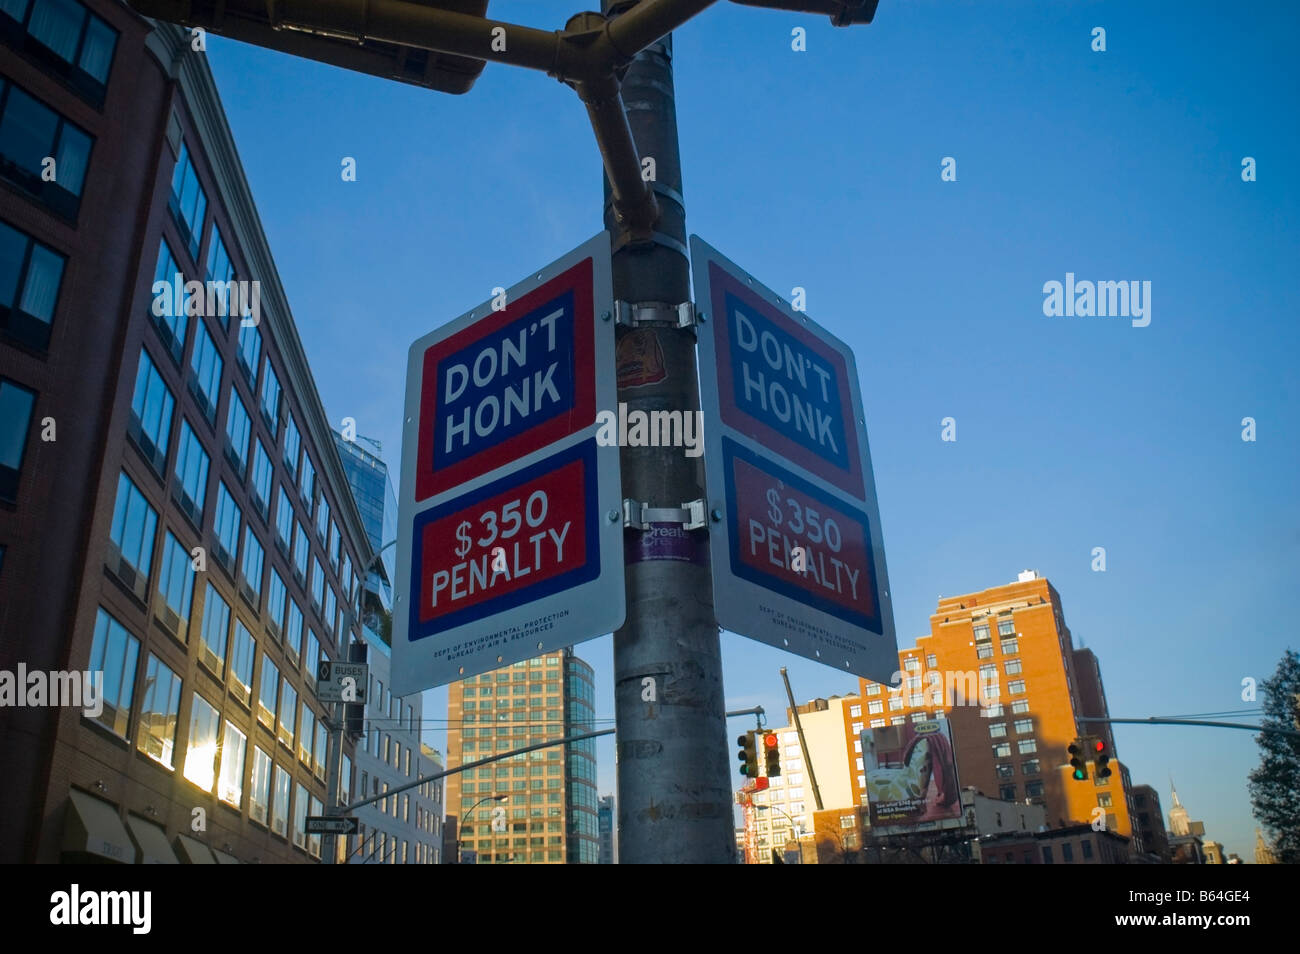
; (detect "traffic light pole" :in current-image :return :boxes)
[600,0,736,865]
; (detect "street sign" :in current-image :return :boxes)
[392,234,623,695]
[316,661,368,703]
[306,816,360,835]
[691,235,897,682]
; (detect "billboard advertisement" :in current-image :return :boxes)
[861,718,963,831]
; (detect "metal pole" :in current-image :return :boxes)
[780,667,824,811]
[602,0,734,864]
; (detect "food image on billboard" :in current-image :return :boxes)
[860,719,963,830]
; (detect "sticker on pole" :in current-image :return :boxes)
[692,235,897,683]
[392,233,623,694]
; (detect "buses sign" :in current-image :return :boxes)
[691,235,897,682]
[391,234,623,694]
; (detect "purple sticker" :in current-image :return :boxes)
[625,523,709,565]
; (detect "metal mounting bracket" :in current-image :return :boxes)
[622,498,707,531]
[613,299,696,329]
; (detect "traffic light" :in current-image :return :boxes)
[763,732,781,777]
[737,731,759,778]
[1094,738,1112,780]
[1068,739,1088,781]
[125,0,492,94]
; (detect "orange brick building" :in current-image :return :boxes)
[857,571,1139,852]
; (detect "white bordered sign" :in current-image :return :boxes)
[692,235,897,683]
[391,233,624,694]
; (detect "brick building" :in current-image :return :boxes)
[1,4,370,862]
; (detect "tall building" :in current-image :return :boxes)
[858,571,1138,853]
[346,619,442,864]
[444,648,599,863]
[598,793,616,864]
[332,431,397,643]
[1130,784,1171,862]
[0,6,372,862]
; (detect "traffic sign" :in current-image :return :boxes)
[691,235,896,682]
[392,234,623,694]
[306,816,359,835]
[316,661,368,703]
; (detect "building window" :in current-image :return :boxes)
[0,376,36,502]
[240,527,263,605]
[182,692,220,792]
[1097,792,1113,808]
[995,763,1014,779]
[126,348,174,475]
[304,631,320,682]
[311,557,324,612]
[266,568,287,637]
[999,784,1016,801]
[250,439,272,518]
[278,679,297,749]
[274,484,293,552]
[1081,840,1093,860]
[0,79,93,218]
[1008,679,1026,695]
[1011,700,1030,715]
[107,471,157,598]
[315,495,329,543]
[168,141,206,259]
[865,684,880,696]
[1025,780,1045,798]
[315,721,327,779]
[135,653,181,769]
[213,482,241,574]
[86,608,139,738]
[976,643,994,659]
[997,619,1015,637]
[257,657,278,731]
[1017,739,1037,755]
[903,657,920,672]
[188,321,223,425]
[849,704,861,718]
[905,675,921,690]
[1000,637,1018,655]
[236,321,260,389]
[155,531,195,641]
[286,599,303,663]
[1013,718,1033,734]
[992,742,1011,758]
[1041,845,1054,864]
[1022,759,1040,776]
[197,582,230,676]
[217,721,247,808]
[283,413,300,477]
[291,782,308,849]
[271,763,290,838]
[1004,658,1023,676]
[293,522,309,583]
[224,388,251,478]
[908,693,922,707]
[172,419,209,526]
[328,522,340,572]
[299,454,315,509]
[229,621,255,707]
[250,746,272,824]
[204,224,234,328]
[0,219,66,351]
[989,722,1007,738]
[972,623,990,641]
[260,362,281,436]
[298,705,315,766]
[149,239,187,363]
[0,0,119,105]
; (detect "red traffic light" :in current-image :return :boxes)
[1094,740,1105,752]
[763,733,779,749]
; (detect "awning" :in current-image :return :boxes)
[125,815,178,864]
[212,849,241,864]
[62,789,137,863]
[173,834,217,863]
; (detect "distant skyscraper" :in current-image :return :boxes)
[445,648,599,863]
[598,795,616,864]
[332,431,397,643]
[1168,783,1190,836]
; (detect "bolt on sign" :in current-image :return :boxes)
[391,234,623,694]
[691,235,897,683]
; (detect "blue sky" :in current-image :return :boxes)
[205,0,1299,859]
